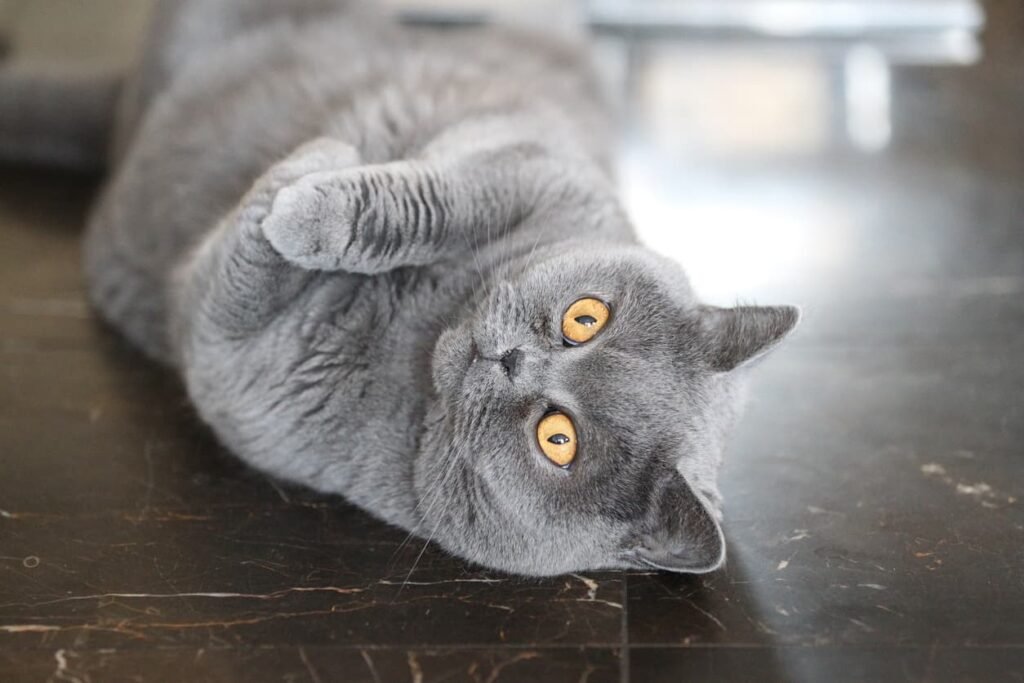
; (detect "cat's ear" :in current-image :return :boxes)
[695,304,800,372]
[629,471,725,574]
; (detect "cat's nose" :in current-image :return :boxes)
[499,348,524,379]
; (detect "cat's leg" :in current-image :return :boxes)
[260,144,606,274]
[173,137,361,349]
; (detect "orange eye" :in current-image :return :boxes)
[536,412,577,468]
[561,298,610,345]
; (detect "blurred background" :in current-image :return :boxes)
[0,0,997,308]
[1,1,1022,681]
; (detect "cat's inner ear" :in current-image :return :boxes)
[629,471,725,574]
[696,304,800,372]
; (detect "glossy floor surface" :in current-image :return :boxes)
[1,2,1022,681]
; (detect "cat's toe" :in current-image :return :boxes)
[261,138,361,193]
[281,138,361,177]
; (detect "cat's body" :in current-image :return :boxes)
[0,0,797,575]
[81,1,620,533]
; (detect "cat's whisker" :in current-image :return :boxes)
[387,410,468,573]
[503,179,549,280]
[453,212,488,294]
[490,188,512,275]
[388,450,452,564]
[519,210,553,278]
[391,436,466,595]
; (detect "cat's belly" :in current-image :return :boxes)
[201,265,466,494]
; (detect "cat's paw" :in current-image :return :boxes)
[261,168,364,271]
[262,137,361,191]
[256,137,367,270]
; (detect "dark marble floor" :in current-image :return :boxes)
[2,2,1023,682]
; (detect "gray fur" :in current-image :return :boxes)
[1,0,798,576]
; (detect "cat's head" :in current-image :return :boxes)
[425,244,798,576]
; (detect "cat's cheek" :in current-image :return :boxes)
[431,324,474,403]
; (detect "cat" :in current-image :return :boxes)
[0,0,798,576]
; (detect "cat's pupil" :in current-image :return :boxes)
[575,315,597,326]
[548,434,570,445]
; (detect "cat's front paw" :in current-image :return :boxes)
[261,169,364,271]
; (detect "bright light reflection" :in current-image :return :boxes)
[845,44,891,152]
[622,156,853,305]
[587,0,985,38]
[939,28,982,64]
[635,48,829,158]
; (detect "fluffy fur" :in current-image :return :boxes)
[0,0,798,575]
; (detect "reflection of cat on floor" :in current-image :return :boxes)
[0,0,796,576]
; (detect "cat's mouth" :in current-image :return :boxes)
[458,337,510,393]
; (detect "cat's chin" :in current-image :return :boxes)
[430,323,476,405]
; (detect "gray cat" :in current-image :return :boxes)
[0,0,798,575]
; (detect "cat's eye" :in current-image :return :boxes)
[536,411,577,468]
[561,297,610,345]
